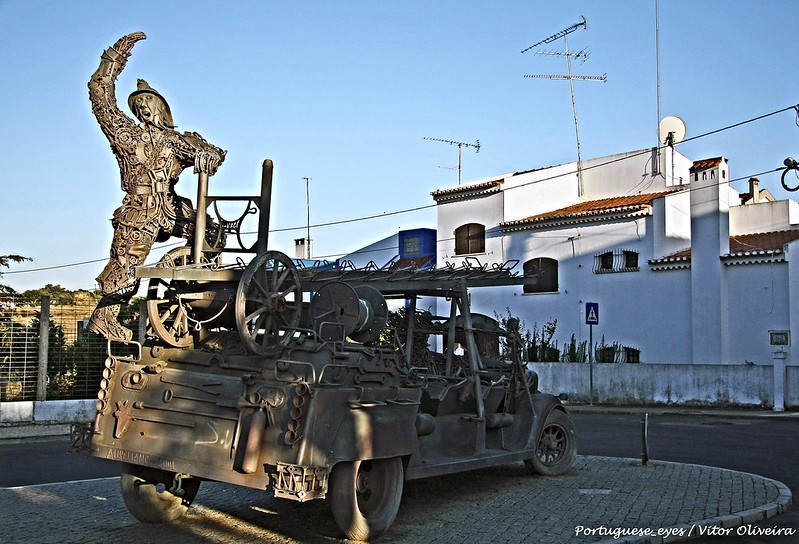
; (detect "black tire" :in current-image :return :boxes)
[120,464,200,523]
[524,409,577,476]
[329,457,404,541]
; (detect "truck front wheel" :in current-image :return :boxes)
[524,409,577,476]
[120,464,200,523]
[329,457,404,541]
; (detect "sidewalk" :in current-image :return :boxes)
[566,403,799,419]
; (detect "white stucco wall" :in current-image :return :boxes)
[502,164,579,223]
[529,362,798,408]
[470,213,698,364]
[725,261,791,365]
[436,191,504,266]
[0,399,95,424]
[433,149,799,369]
[730,200,799,235]
[652,191,691,257]
[581,148,691,200]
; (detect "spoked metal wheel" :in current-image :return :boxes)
[329,457,404,541]
[146,247,193,348]
[120,464,200,523]
[524,409,577,476]
[235,251,302,356]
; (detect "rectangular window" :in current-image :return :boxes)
[523,257,558,293]
[454,223,485,255]
[402,236,420,256]
[625,347,640,363]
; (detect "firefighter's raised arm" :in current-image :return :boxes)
[88,32,147,135]
[94,32,146,84]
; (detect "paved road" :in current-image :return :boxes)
[570,409,799,544]
[0,409,795,543]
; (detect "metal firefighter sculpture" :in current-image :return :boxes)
[87,32,226,341]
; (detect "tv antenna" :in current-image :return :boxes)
[522,16,606,196]
[535,47,589,64]
[424,137,481,185]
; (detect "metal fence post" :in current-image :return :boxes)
[37,296,50,401]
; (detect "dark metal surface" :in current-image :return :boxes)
[86,32,226,342]
[84,34,574,541]
[89,164,570,539]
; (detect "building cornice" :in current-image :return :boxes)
[501,207,650,232]
[431,179,503,203]
[649,231,799,271]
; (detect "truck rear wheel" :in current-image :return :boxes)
[524,409,577,476]
[329,457,403,541]
[120,464,200,523]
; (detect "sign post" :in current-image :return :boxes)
[585,302,599,405]
[770,330,789,412]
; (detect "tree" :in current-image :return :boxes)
[21,284,75,305]
[0,253,31,296]
[380,306,435,364]
[0,254,30,270]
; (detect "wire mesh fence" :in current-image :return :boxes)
[0,294,141,401]
[0,313,39,401]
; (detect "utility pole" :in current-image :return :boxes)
[424,137,481,185]
[522,16,606,197]
[302,177,311,259]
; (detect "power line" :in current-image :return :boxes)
[7,103,797,276]
[2,257,108,275]
[681,105,798,144]
[269,203,436,233]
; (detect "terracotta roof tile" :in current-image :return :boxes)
[501,190,680,228]
[690,157,723,171]
[654,230,799,262]
[431,179,503,199]
[388,256,435,271]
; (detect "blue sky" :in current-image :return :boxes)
[2,0,798,292]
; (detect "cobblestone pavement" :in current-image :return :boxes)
[0,455,791,544]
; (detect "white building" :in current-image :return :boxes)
[432,148,799,365]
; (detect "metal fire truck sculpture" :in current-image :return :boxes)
[81,33,577,541]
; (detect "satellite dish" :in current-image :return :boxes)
[659,116,686,145]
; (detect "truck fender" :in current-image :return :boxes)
[528,393,568,449]
[328,404,419,465]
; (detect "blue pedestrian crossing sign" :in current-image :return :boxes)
[585,302,599,325]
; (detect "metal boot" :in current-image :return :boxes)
[87,304,133,342]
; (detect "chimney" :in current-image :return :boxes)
[748,177,760,204]
[294,237,312,259]
[689,157,730,364]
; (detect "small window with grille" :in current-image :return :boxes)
[593,249,640,274]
